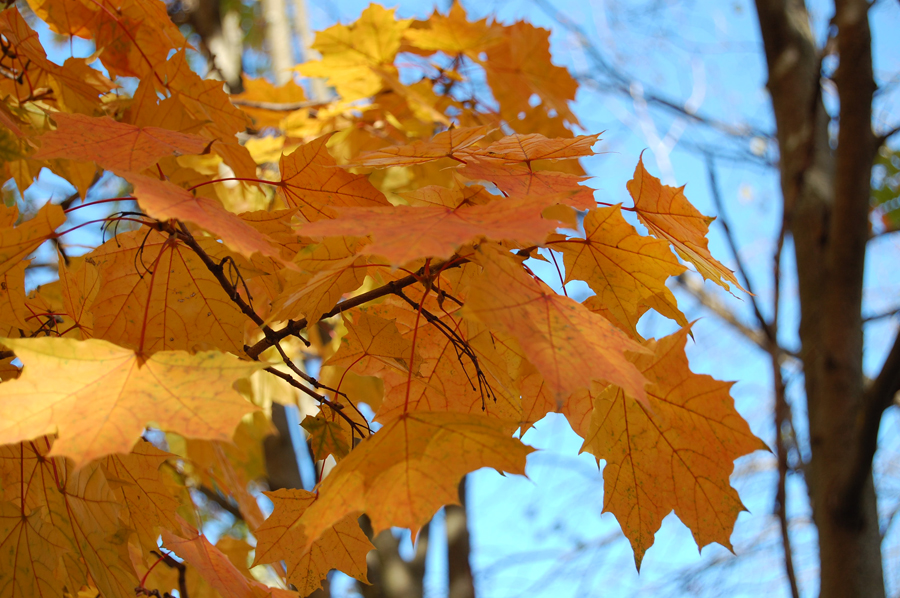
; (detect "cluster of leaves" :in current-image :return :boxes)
[0,2,764,597]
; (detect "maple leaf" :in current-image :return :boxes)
[253,488,373,594]
[326,310,418,379]
[297,194,560,266]
[121,172,283,261]
[297,4,412,101]
[281,412,533,549]
[627,156,746,293]
[465,133,602,163]
[0,438,138,598]
[463,244,649,403]
[35,113,213,172]
[550,206,688,335]
[0,202,65,277]
[0,337,264,467]
[350,126,490,167]
[461,157,597,210]
[270,237,368,325]
[302,412,352,460]
[581,327,766,567]
[161,526,295,598]
[404,3,504,55]
[57,255,100,339]
[481,22,579,124]
[101,440,181,554]
[278,135,390,222]
[87,229,246,354]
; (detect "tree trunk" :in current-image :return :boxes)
[753,1,885,596]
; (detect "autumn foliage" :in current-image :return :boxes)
[0,2,764,597]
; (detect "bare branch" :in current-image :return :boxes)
[230,98,327,111]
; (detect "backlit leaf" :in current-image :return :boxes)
[627,157,745,293]
[35,113,212,172]
[253,488,372,594]
[581,327,766,567]
[0,337,263,467]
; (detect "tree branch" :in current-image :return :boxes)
[244,257,466,359]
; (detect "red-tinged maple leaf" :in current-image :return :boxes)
[549,206,688,335]
[34,113,212,172]
[581,326,767,567]
[464,132,601,163]
[284,412,533,550]
[278,135,390,222]
[158,49,251,136]
[297,194,560,266]
[0,202,65,277]
[120,172,284,262]
[627,156,746,293]
[161,526,295,598]
[0,337,264,467]
[349,125,490,167]
[463,244,649,404]
[87,230,246,354]
[101,440,181,554]
[253,488,373,595]
[461,157,596,210]
[373,305,522,422]
[0,438,138,598]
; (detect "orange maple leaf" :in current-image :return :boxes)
[35,113,212,172]
[350,126,490,167]
[285,411,532,549]
[161,525,296,598]
[88,229,246,354]
[627,156,746,293]
[278,135,390,221]
[253,488,373,595]
[463,244,649,403]
[297,194,560,266]
[101,440,181,554]
[550,206,688,336]
[581,327,766,567]
[0,337,264,467]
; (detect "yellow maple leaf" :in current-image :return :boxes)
[0,337,264,467]
[0,202,65,278]
[404,3,504,55]
[297,4,412,101]
[581,327,766,567]
[289,411,533,548]
[0,438,138,598]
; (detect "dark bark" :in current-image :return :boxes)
[446,478,475,598]
[753,1,887,596]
